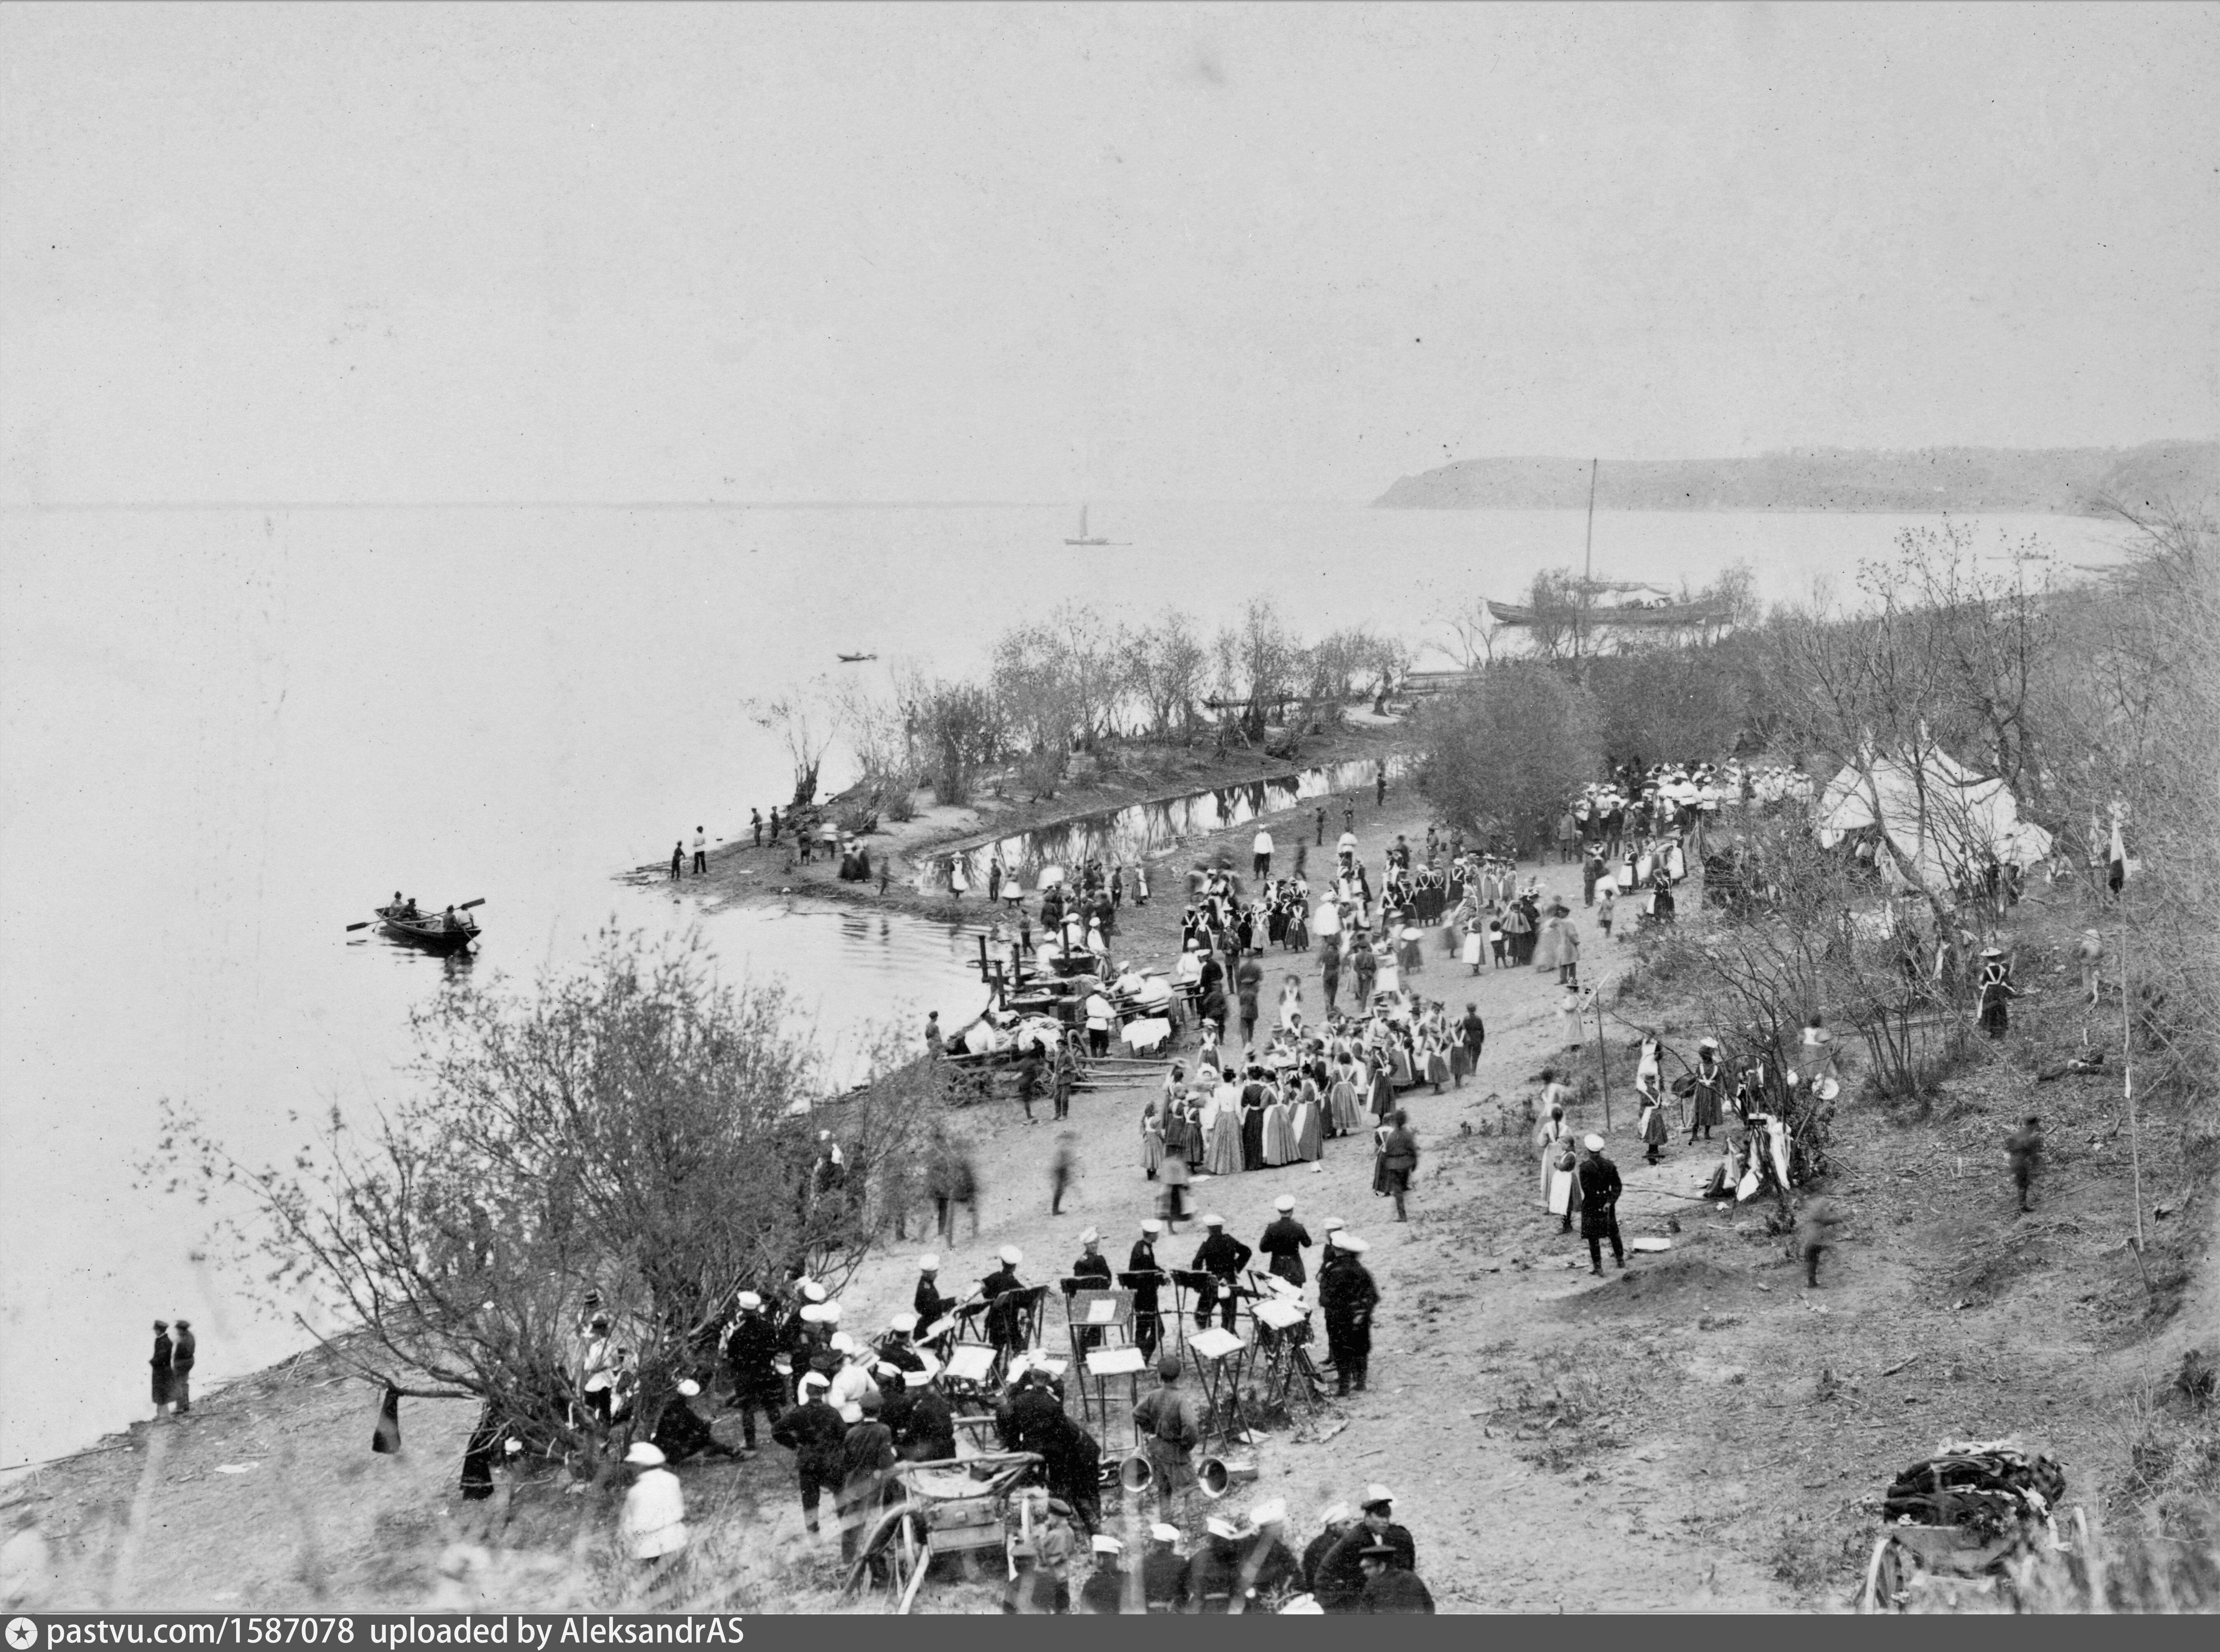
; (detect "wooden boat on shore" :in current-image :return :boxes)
[375,904,480,955]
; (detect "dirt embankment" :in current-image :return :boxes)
[10,786,2210,1612]
[617,722,1407,928]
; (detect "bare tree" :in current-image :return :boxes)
[749,682,838,808]
[1135,610,1209,740]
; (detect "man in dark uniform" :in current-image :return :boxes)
[721,1291,781,1453]
[1033,1407,1104,1536]
[169,1319,197,1415]
[149,1320,173,1417]
[770,1371,847,1535]
[981,1246,1028,1357]
[1015,1051,1043,1124]
[1132,1356,1201,1527]
[1190,1215,1252,1332]
[874,1312,926,1380]
[1318,1234,1379,1394]
[1359,1545,1435,1612]
[1303,1506,1355,1601]
[1257,1195,1312,1287]
[1315,1484,1417,1610]
[836,1392,897,1565]
[900,1378,956,1463]
[1184,1517,1243,1611]
[911,1257,953,1330]
[1231,1499,1300,1610]
[1139,1523,1188,1613]
[1078,1535,1132,1612]
[1574,1134,1625,1276]
[1069,1228,1113,1352]
[1127,1218,1166,1359]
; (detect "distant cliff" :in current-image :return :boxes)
[1372,440,2219,515]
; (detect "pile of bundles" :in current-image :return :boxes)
[1882,1437,2066,1539]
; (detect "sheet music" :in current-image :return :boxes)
[1086,1345,1147,1376]
[1085,1298,1118,1324]
[1188,1327,1245,1360]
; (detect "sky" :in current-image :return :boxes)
[2,1,2216,505]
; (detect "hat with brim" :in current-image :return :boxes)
[1000,1245,1023,1265]
[1274,1195,1295,1213]
[625,1442,666,1467]
[1205,1517,1240,1539]
[1360,1542,1400,1560]
[918,1255,940,1272]
[1150,1523,1181,1543]
[1092,1535,1123,1555]
[1203,1214,1224,1228]
[1338,1235,1370,1254]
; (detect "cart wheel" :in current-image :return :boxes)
[1862,1533,1913,1613]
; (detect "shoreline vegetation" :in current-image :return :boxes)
[12,504,2215,1613]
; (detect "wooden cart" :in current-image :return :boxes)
[840,1450,1046,1613]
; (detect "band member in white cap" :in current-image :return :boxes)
[1187,1515,1245,1611]
[1140,1522,1188,1612]
[982,1245,1028,1357]
[1078,1533,1132,1613]
[912,1255,954,1331]
[1318,1234,1377,1396]
[720,1291,780,1454]
[1576,1134,1625,1275]
[1317,1216,1345,1264]
[1258,1194,1313,1287]
[1129,1218,1167,1359]
[619,1441,688,1566]
[1303,1504,1355,1599]
[771,1371,846,1536]
[1071,1229,1112,1352]
[1232,1498,1300,1610]
[1315,1483,1417,1610]
[875,1310,926,1379]
[1190,1215,1252,1332]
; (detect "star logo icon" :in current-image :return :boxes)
[6,1617,38,1651]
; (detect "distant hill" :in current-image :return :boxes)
[1373,440,2220,515]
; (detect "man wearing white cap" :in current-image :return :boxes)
[982,1246,1029,1357]
[877,1310,926,1379]
[912,1255,953,1331]
[1575,1134,1625,1275]
[1232,1499,1299,1610]
[770,1372,846,1536]
[826,1334,881,1424]
[1128,1218,1167,1359]
[1303,1505,1355,1602]
[649,1377,742,1464]
[1315,1484,1416,1610]
[1258,1195,1313,1288]
[1186,1515,1244,1611]
[721,1292,780,1455]
[1318,1234,1378,1396]
[618,1441,688,1565]
[1190,1215,1252,1332]
[1140,1523,1188,1613]
[1078,1533,1132,1613]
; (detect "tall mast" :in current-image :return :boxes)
[1580,458,1598,661]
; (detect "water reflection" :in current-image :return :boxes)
[921,753,1411,890]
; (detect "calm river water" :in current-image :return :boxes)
[0,499,2126,1468]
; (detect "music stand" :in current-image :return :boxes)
[1063,1288,1132,1425]
[1083,1343,1149,1450]
[1184,1326,1251,1451]
[1249,1297,1324,1413]
[1170,1268,1217,1347]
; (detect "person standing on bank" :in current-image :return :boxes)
[1190,1215,1252,1332]
[1576,1135,1624,1275]
[1253,826,1273,881]
[1977,947,2021,1039]
[1131,1356,1202,1528]
[751,808,763,847]
[1318,1234,1377,1394]
[1258,1195,1312,1287]
[1378,1110,1419,1222]
[692,826,707,875]
[669,840,684,881]
[2006,1115,2045,1214]
[165,1320,197,1415]
[149,1320,173,1418]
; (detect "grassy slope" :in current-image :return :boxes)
[9,796,2210,1613]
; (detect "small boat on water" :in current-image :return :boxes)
[374,903,481,955]
[836,651,878,663]
[1063,504,1119,547]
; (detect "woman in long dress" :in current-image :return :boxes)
[1292,1079,1323,1161]
[1536,1101,1572,1208]
[1240,1084,1268,1171]
[1328,1067,1363,1136]
[1206,1084,1244,1176]
[1687,1041,1725,1143]
[1262,1090,1295,1166]
[1141,1096,1166,1179]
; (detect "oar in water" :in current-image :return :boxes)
[345,897,485,933]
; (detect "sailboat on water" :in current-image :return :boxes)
[1063,504,1123,547]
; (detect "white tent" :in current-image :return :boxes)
[1813,746,2053,894]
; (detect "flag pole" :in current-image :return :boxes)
[2115,803,2144,1250]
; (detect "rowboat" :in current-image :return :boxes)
[376,905,480,954]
